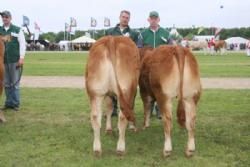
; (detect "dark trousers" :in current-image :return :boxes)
[4,63,21,108]
[111,96,118,116]
[150,101,161,118]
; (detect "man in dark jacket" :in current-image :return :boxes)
[105,10,138,43]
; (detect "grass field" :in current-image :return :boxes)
[0,88,249,166]
[23,51,250,77]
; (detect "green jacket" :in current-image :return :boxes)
[105,24,139,44]
[142,27,170,48]
[0,24,21,63]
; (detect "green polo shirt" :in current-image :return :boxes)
[142,27,170,48]
[0,24,21,63]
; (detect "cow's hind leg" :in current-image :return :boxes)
[90,95,104,156]
[142,95,153,129]
[158,97,173,157]
[104,96,113,134]
[117,111,128,155]
[0,111,6,123]
[183,97,197,157]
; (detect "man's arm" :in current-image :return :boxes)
[17,29,26,66]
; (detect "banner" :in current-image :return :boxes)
[215,28,222,36]
[91,17,97,27]
[22,15,30,26]
[104,17,110,27]
[70,17,77,27]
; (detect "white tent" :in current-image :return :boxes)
[71,36,96,43]
[225,37,248,50]
[58,40,70,51]
[225,37,248,44]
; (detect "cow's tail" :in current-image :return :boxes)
[107,36,135,123]
[176,46,186,128]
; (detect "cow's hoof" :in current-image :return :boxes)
[116,150,125,156]
[143,125,149,130]
[131,127,138,133]
[163,150,172,157]
[185,150,195,158]
[105,129,113,135]
[128,124,136,131]
[94,150,102,157]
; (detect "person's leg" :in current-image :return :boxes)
[155,104,162,119]
[111,96,118,117]
[4,64,12,107]
[4,63,21,109]
[150,101,155,116]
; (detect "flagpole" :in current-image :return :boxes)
[64,27,66,40]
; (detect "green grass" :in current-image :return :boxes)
[23,51,250,77]
[195,52,250,77]
[0,88,249,166]
[23,52,87,76]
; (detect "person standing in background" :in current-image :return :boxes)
[0,10,26,111]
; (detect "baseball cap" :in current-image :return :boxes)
[149,11,159,18]
[0,10,11,17]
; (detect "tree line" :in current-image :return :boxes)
[35,27,250,43]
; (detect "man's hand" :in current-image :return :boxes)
[16,58,24,68]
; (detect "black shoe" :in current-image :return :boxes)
[1,106,19,111]
[0,106,12,111]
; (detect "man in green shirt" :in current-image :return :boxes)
[105,10,139,117]
[0,10,26,111]
[142,11,170,48]
[141,11,171,119]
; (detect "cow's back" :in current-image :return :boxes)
[86,36,139,94]
[140,45,201,99]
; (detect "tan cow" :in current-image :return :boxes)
[139,45,202,157]
[213,40,227,54]
[0,35,10,123]
[85,36,140,156]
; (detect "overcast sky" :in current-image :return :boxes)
[2,0,250,33]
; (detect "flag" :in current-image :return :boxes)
[70,17,77,27]
[104,17,110,27]
[215,28,222,36]
[197,27,204,34]
[22,15,30,26]
[70,30,75,35]
[65,23,71,32]
[91,17,97,27]
[34,22,41,32]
